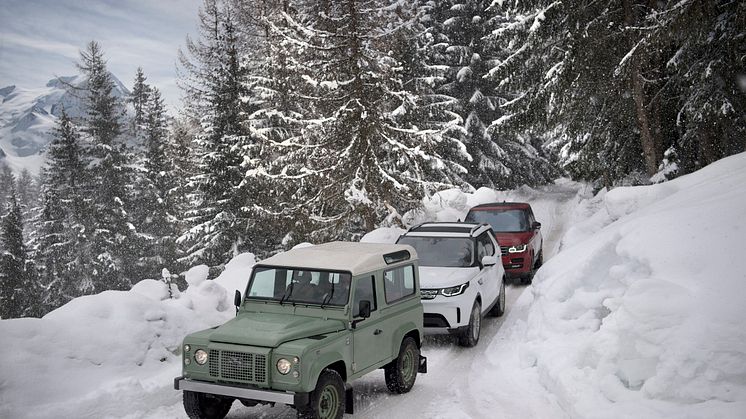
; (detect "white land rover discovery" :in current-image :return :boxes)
[396,223,506,347]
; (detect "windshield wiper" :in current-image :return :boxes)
[320,281,335,308]
[280,282,295,306]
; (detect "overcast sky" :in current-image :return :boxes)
[0,0,202,111]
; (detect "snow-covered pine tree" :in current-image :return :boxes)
[485,1,744,184]
[34,109,93,309]
[167,118,199,226]
[0,187,34,319]
[229,0,333,251]
[77,41,136,291]
[0,163,13,211]
[635,0,745,174]
[425,0,507,188]
[130,67,151,135]
[137,86,180,274]
[276,0,463,241]
[177,0,256,267]
[16,169,38,222]
[389,0,471,192]
[485,0,648,184]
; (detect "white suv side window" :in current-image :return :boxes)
[477,232,495,259]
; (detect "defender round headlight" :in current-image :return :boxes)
[194,349,208,365]
[277,358,292,375]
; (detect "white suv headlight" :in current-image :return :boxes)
[508,244,527,253]
[441,282,469,297]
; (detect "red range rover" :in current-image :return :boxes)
[464,202,543,284]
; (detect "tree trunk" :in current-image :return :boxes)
[624,0,660,176]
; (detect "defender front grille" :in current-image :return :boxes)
[208,349,267,384]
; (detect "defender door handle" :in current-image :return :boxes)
[374,329,383,335]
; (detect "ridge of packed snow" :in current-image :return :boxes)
[525,152,746,418]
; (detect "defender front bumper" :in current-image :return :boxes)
[174,376,300,405]
[174,376,355,414]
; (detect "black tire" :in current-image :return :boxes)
[183,390,232,419]
[384,337,420,394]
[488,279,506,317]
[522,273,534,285]
[297,369,345,419]
[534,249,544,269]
[458,300,482,347]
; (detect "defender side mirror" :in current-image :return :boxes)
[359,300,372,319]
[234,290,242,315]
[481,255,498,267]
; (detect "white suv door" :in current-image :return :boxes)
[475,231,501,314]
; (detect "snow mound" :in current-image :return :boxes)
[526,152,746,418]
[0,258,253,418]
[360,227,406,244]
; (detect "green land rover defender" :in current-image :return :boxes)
[174,242,427,419]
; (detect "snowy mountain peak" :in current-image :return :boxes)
[0,85,16,98]
[0,74,130,174]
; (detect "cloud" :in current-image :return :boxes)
[0,32,80,59]
[0,0,202,111]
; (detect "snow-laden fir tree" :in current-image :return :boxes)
[138,86,180,274]
[34,109,93,309]
[77,41,136,291]
[16,169,38,223]
[634,0,746,174]
[271,0,465,242]
[130,67,151,135]
[420,0,556,188]
[0,187,36,318]
[177,0,258,266]
[486,0,744,184]
[0,163,13,212]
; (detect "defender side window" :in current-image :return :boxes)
[384,265,415,303]
[353,276,377,317]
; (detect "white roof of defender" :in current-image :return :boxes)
[257,242,418,276]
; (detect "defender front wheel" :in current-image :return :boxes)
[183,390,232,419]
[298,369,345,419]
[384,337,420,394]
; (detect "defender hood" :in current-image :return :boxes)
[209,312,346,347]
[419,266,479,289]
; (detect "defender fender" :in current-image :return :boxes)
[305,352,348,392]
[390,320,421,356]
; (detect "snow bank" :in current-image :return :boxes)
[526,153,746,418]
[0,253,256,419]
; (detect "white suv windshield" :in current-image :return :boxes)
[397,236,474,267]
[246,266,351,306]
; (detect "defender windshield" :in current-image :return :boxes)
[465,209,529,232]
[397,236,474,267]
[245,266,351,307]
